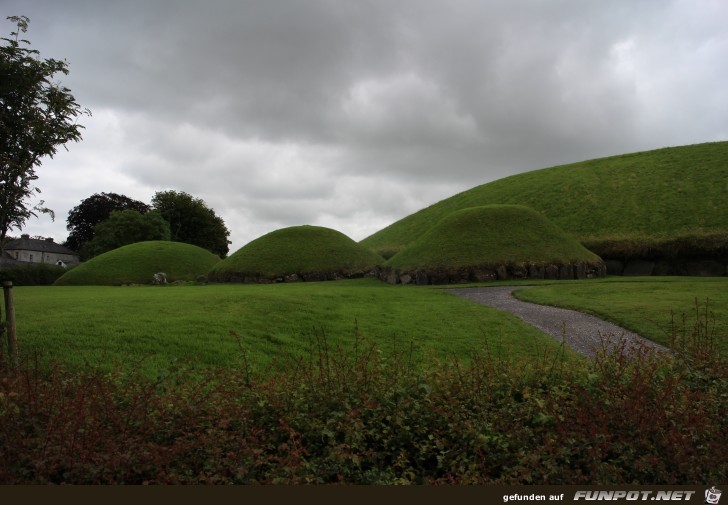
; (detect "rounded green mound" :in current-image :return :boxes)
[383,205,604,284]
[54,241,221,286]
[208,225,384,283]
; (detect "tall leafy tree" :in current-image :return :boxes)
[85,210,170,258]
[0,15,89,242]
[65,192,150,254]
[152,190,231,257]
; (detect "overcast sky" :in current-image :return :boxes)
[4,0,728,253]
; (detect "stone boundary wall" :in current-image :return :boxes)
[605,258,728,277]
[209,270,379,284]
[378,261,607,285]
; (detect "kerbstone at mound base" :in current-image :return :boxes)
[623,260,655,276]
[379,261,606,284]
[686,260,725,277]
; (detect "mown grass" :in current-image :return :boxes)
[361,141,728,258]
[54,241,220,286]
[513,277,728,354]
[386,205,600,271]
[12,279,574,377]
[209,225,383,282]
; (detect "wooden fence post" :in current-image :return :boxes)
[3,281,18,370]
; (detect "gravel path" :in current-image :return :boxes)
[449,286,670,359]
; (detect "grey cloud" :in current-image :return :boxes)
[3,0,728,250]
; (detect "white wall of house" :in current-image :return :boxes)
[10,249,78,265]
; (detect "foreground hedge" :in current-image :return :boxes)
[0,264,67,286]
[0,322,725,484]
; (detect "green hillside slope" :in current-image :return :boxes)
[209,225,383,282]
[361,141,728,259]
[54,241,220,286]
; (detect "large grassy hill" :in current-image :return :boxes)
[209,225,383,282]
[361,141,728,259]
[54,241,220,286]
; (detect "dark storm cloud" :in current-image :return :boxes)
[3,0,727,250]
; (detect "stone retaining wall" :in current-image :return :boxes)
[605,258,728,277]
[210,270,379,283]
[379,261,607,285]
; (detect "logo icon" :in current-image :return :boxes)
[706,487,722,505]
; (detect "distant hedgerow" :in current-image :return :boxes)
[0,263,67,285]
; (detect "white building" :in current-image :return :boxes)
[2,234,79,267]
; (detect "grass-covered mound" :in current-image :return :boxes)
[208,225,383,283]
[53,241,220,286]
[382,205,604,284]
[361,141,728,261]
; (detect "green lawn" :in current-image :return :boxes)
[12,277,727,378]
[513,277,728,353]
[12,279,571,377]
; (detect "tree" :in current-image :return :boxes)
[85,210,170,257]
[151,190,231,257]
[65,192,150,255]
[0,15,89,242]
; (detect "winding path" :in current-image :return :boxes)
[449,286,670,359]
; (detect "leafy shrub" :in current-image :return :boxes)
[0,309,725,484]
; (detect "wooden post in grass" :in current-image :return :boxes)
[3,281,18,370]
[0,287,4,371]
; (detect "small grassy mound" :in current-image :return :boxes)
[385,205,603,283]
[208,225,384,282]
[362,141,728,260]
[53,241,220,286]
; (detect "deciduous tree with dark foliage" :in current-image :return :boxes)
[152,190,231,257]
[65,192,150,256]
[85,209,170,258]
[0,15,89,243]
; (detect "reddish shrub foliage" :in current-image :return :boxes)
[0,320,725,484]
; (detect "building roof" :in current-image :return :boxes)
[4,235,78,256]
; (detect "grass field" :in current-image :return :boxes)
[10,277,727,378]
[13,279,573,377]
[513,277,728,354]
